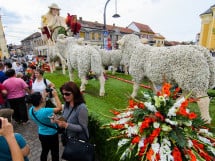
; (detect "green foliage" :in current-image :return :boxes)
[208,89,215,97]
[169,127,187,148]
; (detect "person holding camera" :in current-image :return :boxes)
[28,89,62,161]
[0,117,30,161]
[31,69,55,107]
[31,68,54,94]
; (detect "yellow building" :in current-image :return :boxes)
[153,33,165,47]
[199,4,215,50]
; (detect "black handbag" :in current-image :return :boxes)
[62,122,95,161]
[62,137,95,161]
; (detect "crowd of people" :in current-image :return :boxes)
[0,3,91,161]
[0,56,90,161]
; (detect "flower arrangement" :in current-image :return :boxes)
[103,83,215,161]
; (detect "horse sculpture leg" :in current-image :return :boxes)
[80,77,87,92]
[48,62,54,73]
[98,73,105,96]
[61,60,66,75]
[197,95,211,124]
[131,82,140,98]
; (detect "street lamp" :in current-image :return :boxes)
[112,0,120,18]
[103,0,120,49]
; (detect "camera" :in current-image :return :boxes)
[46,88,53,98]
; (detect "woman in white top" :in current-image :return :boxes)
[31,69,56,107]
[31,69,54,94]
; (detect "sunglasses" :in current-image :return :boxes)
[62,92,72,96]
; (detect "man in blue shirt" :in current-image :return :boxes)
[0,62,7,83]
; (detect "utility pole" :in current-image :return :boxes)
[0,14,9,58]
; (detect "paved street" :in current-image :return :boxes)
[14,119,65,161]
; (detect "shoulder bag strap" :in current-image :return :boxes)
[31,108,57,130]
[43,78,48,87]
[75,105,89,140]
[64,107,74,135]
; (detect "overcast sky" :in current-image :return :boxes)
[0,0,214,45]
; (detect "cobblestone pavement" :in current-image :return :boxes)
[13,119,65,161]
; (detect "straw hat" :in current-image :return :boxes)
[48,3,61,10]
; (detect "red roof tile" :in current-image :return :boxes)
[132,22,154,34]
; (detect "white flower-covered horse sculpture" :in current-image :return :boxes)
[118,34,215,123]
[55,35,105,96]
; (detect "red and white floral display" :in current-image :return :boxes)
[104,83,215,161]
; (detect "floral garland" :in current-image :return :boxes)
[103,83,215,161]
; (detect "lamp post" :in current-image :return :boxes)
[103,0,120,49]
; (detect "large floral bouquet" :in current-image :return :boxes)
[103,83,215,161]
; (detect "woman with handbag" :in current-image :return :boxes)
[55,81,94,161]
[28,89,62,161]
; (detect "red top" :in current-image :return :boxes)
[0,83,6,105]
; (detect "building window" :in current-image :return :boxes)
[98,33,101,40]
[92,32,95,40]
[80,31,85,39]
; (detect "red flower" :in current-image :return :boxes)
[192,140,204,150]
[110,124,124,129]
[139,117,154,133]
[178,106,187,116]
[186,149,197,161]
[131,136,140,144]
[138,102,145,109]
[188,112,197,119]
[109,110,120,115]
[172,146,182,161]
[148,128,161,143]
[155,112,164,121]
[146,148,154,161]
[162,83,171,96]
[129,99,136,108]
[112,117,120,121]
[199,150,213,161]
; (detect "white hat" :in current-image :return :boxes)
[48,3,61,10]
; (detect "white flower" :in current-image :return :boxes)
[199,129,213,137]
[198,135,212,146]
[159,138,174,161]
[187,139,193,148]
[138,137,145,148]
[165,118,178,126]
[183,120,192,126]
[161,124,172,132]
[134,105,139,109]
[120,148,131,160]
[208,146,215,156]
[118,111,133,118]
[153,122,160,128]
[151,142,160,154]
[167,97,185,117]
[142,92,150,99]
[116,117,131,124]
[118,139,130,148]
[127,125,139,137]
[144,102,157,112]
